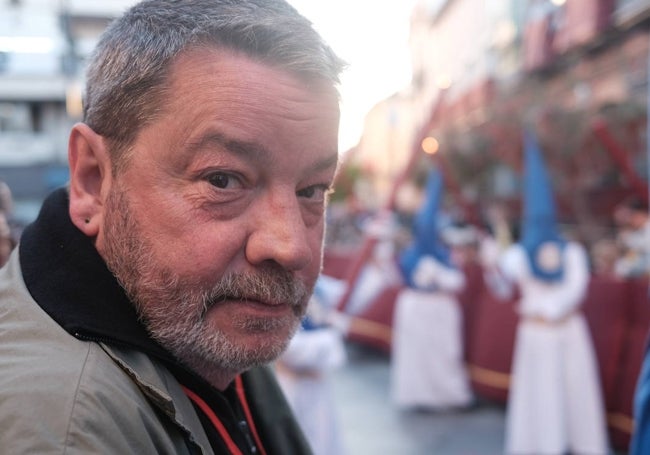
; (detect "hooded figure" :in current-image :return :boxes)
[500,129,608,455]
[399,168,453,289]
[390,167,472,410]
[520,130,566,282]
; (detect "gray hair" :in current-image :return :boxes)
[83,0,346,171]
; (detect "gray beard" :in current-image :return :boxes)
[100,186,312,381]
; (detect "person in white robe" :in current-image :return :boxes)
[390,168,473,410]
[275,279,348,455]
[497,130,608,455]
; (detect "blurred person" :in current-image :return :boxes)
[631,302,650,454]
[0,180,20,248]
[482,201,515,250]
[442,221,481,267]
[0,1,345,453]
[496,131,608,455]
[275,277,348,455]
[625,209,650,455]
[613,196,650,278]
[317,208,403,317]
[0,211,12,267]
[0,180,13,216]
[343,209,403,315]
[478,202,520,301]
[390,168,473,410]
[590,237,620,277]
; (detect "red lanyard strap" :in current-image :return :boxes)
[182,385,244,455]
[181,377,268,455]
[235,376,268,455]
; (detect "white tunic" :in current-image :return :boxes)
[501,243,609,455]
[390,256,473,409]
[275,326,347,455]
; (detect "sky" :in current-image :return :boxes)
[287,1,417,152]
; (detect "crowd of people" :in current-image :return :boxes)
[317,131,649,454]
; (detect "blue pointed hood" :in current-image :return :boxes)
[521,129,566,282]
[399,168,452,287]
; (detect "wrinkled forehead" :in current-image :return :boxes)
[165,45,341,123]
[126,46,341,172]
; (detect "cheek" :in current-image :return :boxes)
[153,210,326,280]
[162,229,243,279]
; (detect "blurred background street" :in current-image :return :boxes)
[331,343,507,455]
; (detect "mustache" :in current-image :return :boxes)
[203,265,312,311]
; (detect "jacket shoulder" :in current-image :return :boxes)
[0,253,203,454]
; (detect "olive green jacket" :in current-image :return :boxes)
[0,250,310,454]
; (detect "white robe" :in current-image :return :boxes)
[501,243,609,455]
[276,326,347,455]
[390,256,473,409]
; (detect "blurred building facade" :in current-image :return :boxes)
[0,0,136,223]
[346,0,650,246]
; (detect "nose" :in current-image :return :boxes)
[245,193,314,271]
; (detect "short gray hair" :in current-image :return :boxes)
[83,0,346,170]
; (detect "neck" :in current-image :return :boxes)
[186,361,241,391]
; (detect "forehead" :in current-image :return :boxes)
[119,46,341,182]
[169,47,338,127]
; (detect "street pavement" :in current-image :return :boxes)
[330,343,507,455]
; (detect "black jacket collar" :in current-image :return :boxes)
[19,188,172,361]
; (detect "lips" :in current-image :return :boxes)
[229,294,285,306]
[212,293,285,307]
[205,294,293,316]
[200,267,312,319]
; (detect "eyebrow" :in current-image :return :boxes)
[312,152,339,173]
[187,132,339,172]
[187,132,267,161]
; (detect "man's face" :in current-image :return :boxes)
[95,48,340,383]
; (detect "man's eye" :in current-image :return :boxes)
[207,173,236,189]
[297,184,331,200]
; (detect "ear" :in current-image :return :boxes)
[68,123,112,237]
